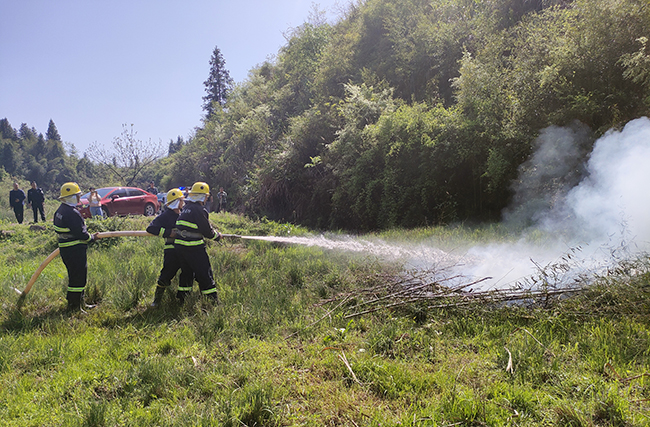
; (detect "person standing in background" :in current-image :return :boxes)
[146,181,159,195]
[88,187,104,218]
[216,187,227,212]
[9,182,26,224]
[27,181,46,223]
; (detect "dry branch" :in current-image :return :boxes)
[330,266,587,319]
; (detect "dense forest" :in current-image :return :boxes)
[3,0,650,230]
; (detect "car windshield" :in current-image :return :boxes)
[81,188,116,199]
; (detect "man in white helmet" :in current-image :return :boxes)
[174,182,221,302]
[53,182,98,312]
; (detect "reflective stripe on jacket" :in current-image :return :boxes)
[174,201,219,247]
[146,208,179,250]
[53,203,91,248]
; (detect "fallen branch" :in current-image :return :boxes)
[321,347,362,385]
[504,347,514,374]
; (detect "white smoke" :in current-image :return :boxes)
[502,121,591,230]
[459,116,650,289]
[566,117,650,247]
[254,117,650,291]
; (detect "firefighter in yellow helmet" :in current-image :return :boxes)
[145,188,192,307]
[173,182,221,302]
[53,182,98,312]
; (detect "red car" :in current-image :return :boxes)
[78,187,160,218]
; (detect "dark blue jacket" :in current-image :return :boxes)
[9,189,25,208]
[174,201,219,247]
[27,187,45,205]
[53,203,92,248]
[146,208,179,250]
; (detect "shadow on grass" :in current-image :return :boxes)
[1,291,222,335]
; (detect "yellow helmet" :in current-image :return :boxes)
[59,182,81,199]
[189,182,210,195]
[166,188,184,205]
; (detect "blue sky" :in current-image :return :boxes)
[0,0,343,154]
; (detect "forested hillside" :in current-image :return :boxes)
[157,0,650,230]
[4,0,650,229]
[0,119,78,195]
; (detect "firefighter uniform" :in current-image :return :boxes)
[53,183,94,311]
[146,196,192,306]
[174,183,221,302]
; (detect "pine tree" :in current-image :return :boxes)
[0,118,17,140]
[46,119,61,141]
[19,123,37,141]
[168,136,185,155]
[202,46,233,117]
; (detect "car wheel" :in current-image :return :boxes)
[144,203,156,216]
[102,206,110,217]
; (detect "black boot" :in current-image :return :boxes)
[176,291,188,304]
[150,286,166,307]
[206,292,220,304]
[66,293,86,314]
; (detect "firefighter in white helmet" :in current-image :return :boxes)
[53,182,98,312]
[146,188,193,307]
[174,182,221,302]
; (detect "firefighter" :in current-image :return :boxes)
[145,188,192,307]
[53,182,97,312]
[174,182,221,302]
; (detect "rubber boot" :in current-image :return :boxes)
[176,291,187,304]
[205,292,220,304]
[66,293,86,314]
[150,286,166,307]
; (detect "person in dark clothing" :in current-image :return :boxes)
[145,188,193,307]
[53,182,97,312]
[216,187,227,212]
[146,181,159,195]
[174,182,221,303]
[9,182,26,224]
[27,181,46,222]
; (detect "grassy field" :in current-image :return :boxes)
[0,213,649,426]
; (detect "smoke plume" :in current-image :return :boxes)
[461,116,650,289]
[256,117,650,291]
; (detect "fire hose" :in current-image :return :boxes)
[14,230,244,306]
[15,231,153,304]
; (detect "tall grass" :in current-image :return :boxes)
[0,215,648,426]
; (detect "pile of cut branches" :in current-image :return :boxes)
[320,267,587,319]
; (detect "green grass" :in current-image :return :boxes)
[0,214,649,426]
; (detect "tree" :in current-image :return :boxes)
[18,123,37,141]
[168,136,185,155]
[87,124,165,186]
[202,46,233,117]
[46,119,61,141]
[0,118,17,140]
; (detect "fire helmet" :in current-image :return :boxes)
[166,188,184,205]
[189,182,210,195]
[59,182,82,199]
